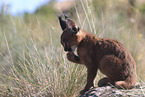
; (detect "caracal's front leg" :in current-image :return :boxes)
[67,53,82,64]
[80,66,98,95]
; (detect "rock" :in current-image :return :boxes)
[80,83,145,97]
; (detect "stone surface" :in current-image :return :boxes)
[80,83,145,97]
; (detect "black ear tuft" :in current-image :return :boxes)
[58,15,67,31]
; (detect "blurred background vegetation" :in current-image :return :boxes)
[0,0,145,96]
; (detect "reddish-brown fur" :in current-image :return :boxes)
[58,16,136,95]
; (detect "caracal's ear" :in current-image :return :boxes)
[64,14,69,19]
[66,18,79,34]
[58,15,67,31]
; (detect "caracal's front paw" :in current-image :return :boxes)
[67,52,75,61]
[80,89,87,95]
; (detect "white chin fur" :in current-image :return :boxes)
[71,46,76,52]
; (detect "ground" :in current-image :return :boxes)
[81,83,145,97]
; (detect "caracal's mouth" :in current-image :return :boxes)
[68,51,74,55]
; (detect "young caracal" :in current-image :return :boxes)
[58,15,136,95]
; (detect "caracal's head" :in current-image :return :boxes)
[58,16,80,53]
